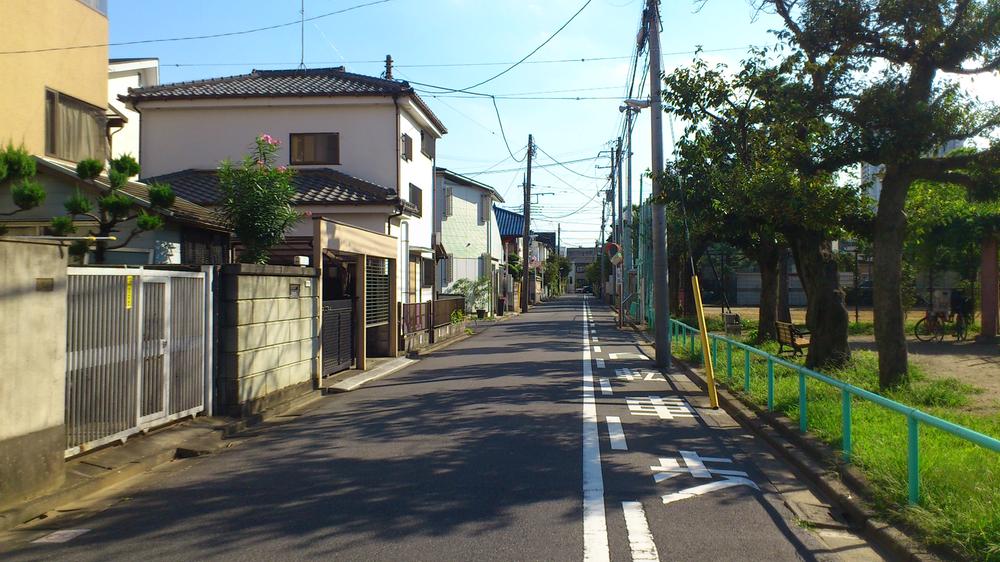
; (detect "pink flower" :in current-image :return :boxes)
[259,134,279,146]
[276,165,287,172]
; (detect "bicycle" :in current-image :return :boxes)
[913,310,972,342]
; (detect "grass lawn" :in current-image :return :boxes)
[671,330,1000,561]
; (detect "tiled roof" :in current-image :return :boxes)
[125,67,447,134]
[494,205,524,238]
[142,168,398,207]
[36,157,228,232]
[535,231,557,249]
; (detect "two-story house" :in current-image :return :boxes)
[108,57,159,161]
[566,246,596,292]
[434,168,505,313]
[128,65,446,371]
[0,0,228,264]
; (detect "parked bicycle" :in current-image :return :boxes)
[913,291,974,342]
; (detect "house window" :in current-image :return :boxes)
[401,133,413,161]
[409,184,423,216]
[290,133,340,165]
[45,89,107,163]
[422,258,434,287]
[420,130,435,159]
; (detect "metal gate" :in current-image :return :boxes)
[64,267,212,457]
[322,299,354,375]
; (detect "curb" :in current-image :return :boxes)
[325,358,419,393]
[616,318,952,561]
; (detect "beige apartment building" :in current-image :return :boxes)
[0,0,109,160]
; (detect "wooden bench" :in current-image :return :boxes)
[776,321,810,356]
[722,312,742,336]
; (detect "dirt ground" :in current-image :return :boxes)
[717,307,1000,413]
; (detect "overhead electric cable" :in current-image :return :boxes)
[535,144,604,179]
[0,0,395,55]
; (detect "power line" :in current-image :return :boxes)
[535,144,605,179]
[0,0,395,55]
[460,157,598,176]
[462,0,594,91]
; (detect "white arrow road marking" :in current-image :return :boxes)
[606,416,627,450]
[596,358,606,368]
[32,529,91,543]
[582,300,610,561]
[608,352,650,361]
[599,377,613,396]
[621,502,659,561]
[661,477,760,505]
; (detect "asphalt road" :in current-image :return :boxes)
[1,296,880,561]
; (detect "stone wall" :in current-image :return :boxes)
[220,264,319,417]
[0,239,67,508]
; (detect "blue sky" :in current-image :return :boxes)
[108,0,785,247]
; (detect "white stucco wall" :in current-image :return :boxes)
[108,59,158,162]
[137,99,399,185]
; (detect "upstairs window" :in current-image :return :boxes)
[45,90,107,163]
[409,184,423,217]
[401,133,413,161]
[420,130,435,159]
[290,133,340,165]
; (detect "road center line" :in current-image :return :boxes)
[582,298,610,561]
[605,416,627,450]
[621,502,659,561]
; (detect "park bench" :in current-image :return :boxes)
[776,321,810,356]
[722,312,742,336]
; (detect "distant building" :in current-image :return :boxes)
[108,58,159,161]
[861,139,966,202]
[565,246,596,291]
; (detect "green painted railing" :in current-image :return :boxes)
[669,319,1000,505]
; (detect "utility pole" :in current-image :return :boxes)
[625,112,634,320]
[599,197,607,299]
[647,0,670,368]
[521,134,533,313]
[615,138,624,327]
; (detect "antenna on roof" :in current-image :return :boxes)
[383,54,393,80]
[298,0,306,70]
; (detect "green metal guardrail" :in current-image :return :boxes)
[669,319,1000,505]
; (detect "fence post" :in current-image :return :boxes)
[726,340,733,382]
[689,327,695,357]
[798,370,807,433]
[744,349,751,392]
[767,357,774,411]
[711,336,718,368]
[841,388,852,463]
[908,414,920,505]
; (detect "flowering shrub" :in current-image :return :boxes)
[218,135,299,264]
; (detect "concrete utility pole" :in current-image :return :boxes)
[647,0,670,368]
[521,134,533,313]
[600,197,607,299]
[616,138,624,327]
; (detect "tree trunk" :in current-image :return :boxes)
[668,254,681,315]
[756,240,780,343]
[872,168,911,388]
[777,248,792,323]
[790,233,850,369]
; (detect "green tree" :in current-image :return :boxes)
[0,144,45,231]
[543,254,570,295]
[52,154,172,263]
[766,0,1000,386]
[218,135,300,264]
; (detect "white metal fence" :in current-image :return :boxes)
[64,267,213,457]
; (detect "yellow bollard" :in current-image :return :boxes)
[692,275,719,408]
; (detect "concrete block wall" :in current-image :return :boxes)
[0,239,67,508]
[220,264,319,416]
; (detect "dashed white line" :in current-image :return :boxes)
[593,345,602,353]
[596,358,605,368]
[582,299,610,561]
[608,352,649,361]
[32,529,91,543]
[621,502,659,561]
[599,377,613,396]
[606,416,628,450]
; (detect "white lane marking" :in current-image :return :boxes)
[582,299,610,561]
[661,477,760,505]
[606,416,628,450]
[596,358,606,369]
[32,529,91,543]
[599,377,613,396]
[593,345,602,353]
[608,352,649,361]
[626,396,698,419]
[621,502,659,561]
